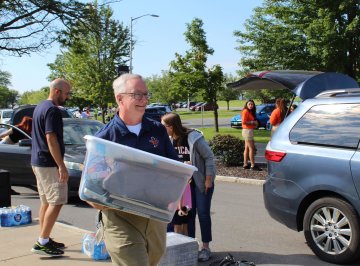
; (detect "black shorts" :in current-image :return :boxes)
[172,208,193,225]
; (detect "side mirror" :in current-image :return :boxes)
[19,139,32,147]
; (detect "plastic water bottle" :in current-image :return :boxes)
[25,206,32,224]
[0,208,6,227]
[13,207,22,226]
[93,240,109,260]
[7,208,13,227]
[82,233,109,260]
[82,233,95,258]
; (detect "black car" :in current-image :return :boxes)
[9,104,72,125]
[144,106,170,122]
[0,118,104,197]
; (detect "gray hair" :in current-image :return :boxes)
[113,73,143,97]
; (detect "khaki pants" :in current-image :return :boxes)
[102,209,166,266]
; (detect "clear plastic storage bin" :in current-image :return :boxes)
[79,135,197,223]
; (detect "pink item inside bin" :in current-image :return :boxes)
[182,183,192,209]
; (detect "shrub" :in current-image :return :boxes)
[209,134,244,166]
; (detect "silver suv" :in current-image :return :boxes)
[265,89,360,264]
[228,70,360,264]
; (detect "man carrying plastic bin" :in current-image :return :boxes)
[86,74,179,266]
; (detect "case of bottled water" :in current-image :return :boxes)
[158,232,199,266]
[82,232,110,260]
[0,205,32,227]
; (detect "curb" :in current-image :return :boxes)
[30,218,93,234]
[216,175,265,186]
[55,221,93,234]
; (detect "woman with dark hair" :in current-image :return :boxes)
[269,98,286,135]
[289,104,297,113]
[0,116,32,144]
[161,113,216,262]
[241,100,259,170]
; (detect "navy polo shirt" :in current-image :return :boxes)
[31,100,64,167]
[95,114,178,161]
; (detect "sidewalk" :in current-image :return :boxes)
[0,220,111,265]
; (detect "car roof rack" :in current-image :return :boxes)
[315,88,360,98]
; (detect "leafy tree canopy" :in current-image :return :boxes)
[18,87,48,105]
[234,0,360,81]
[0,69,11,87]
[170,18,224,131]
[0,0,101,55]
[48,1,129,122]
[218,73,241,110]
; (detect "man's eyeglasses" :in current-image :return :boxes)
[120,92,151,100]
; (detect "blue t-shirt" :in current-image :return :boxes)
[31,100,64,167]
[95,114,178,161]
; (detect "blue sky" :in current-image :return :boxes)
[0,0,263,94]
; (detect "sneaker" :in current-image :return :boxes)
[31,241,64,256]
[198,248,211,262]
[49,238,65,249]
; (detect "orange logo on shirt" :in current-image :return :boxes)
[149,137,159,147]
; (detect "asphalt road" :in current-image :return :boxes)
[10,182,347,266]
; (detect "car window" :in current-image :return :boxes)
[290,103,360,149]
[63,122,103,145]
[265,106,275,114]
[3,111,12,118]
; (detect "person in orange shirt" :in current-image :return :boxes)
[269,98,286,135]
[241,100,259,170]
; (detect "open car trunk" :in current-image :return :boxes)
[227,70,359,100]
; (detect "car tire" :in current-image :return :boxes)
[303,197,360,264]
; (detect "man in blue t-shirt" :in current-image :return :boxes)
[30,78,71,257]
[87,74,178,266]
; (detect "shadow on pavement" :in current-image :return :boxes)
[200,251,360,266]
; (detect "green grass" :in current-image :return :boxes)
[217,99,263,109]
[198,127,271,143]
[175,109,240,119]
[175,99,264,120]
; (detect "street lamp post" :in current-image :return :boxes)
[130,14,159,73]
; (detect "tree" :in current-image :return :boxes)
[0,70,18,107]
[170,18,224,132]
[0,0,99,55]
[0,70,11,87]
[234,0,360,81]
[48,2,129,123]
[145,71,176,105]
[18,87,48,105]
[0,87,18,108]
[6,90,18,108]
[218,73,241,110]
